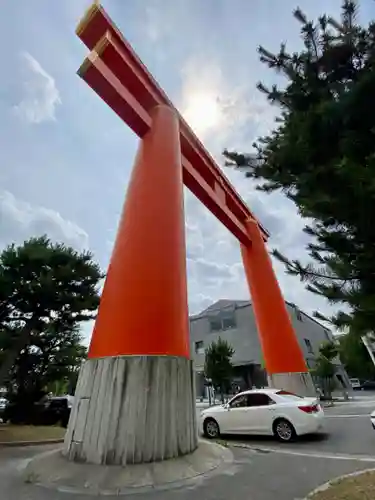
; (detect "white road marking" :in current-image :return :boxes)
[332,400,375,407]
[325,414,370,418]
[231,443,375,462]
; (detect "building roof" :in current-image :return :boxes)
[201,299,250,314]
[190,298,331,333]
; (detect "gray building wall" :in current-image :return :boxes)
[189,299,350,393]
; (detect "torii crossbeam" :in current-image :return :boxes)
[64,2,314,466]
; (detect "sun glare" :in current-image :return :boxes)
[183,92,221,138]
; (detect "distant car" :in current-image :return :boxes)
[0,397,8,421]
[200,388,324,443]
[361,380,375,391]
[349,378,363,390]
[2,395,74,427]
[370,410,375,430]
[44,396,74,428]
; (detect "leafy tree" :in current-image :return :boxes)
[223,1,375,335]
[0,235,103,388]
[204,337,234,402]
[338,331,375,380]
[312,341,338,399]
[7,323,87,413]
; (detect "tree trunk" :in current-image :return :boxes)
[0,326,32,388]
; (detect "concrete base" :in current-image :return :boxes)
[24,441,232,495]
[63,355,197,465]
[268,372,316,397]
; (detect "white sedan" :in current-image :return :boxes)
[200,388,324,442]
[370,410,375,430]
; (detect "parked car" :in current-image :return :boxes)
[0,397,8,410]
[349,378,363,390]
[44,396,74,428]
[0,397,8,421]
[2,395,74,427]
[361,380,375,391]
[200,388,324,442]
[371,409,375,430]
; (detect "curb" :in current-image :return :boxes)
[302,467,375,499]
[0,438,64,447]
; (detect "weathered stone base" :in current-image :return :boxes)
[24,441,232,496]
[63,355,197,465]
[268,372,316,397]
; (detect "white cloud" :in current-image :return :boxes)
[13,52,61,124]
[0,190,89,251]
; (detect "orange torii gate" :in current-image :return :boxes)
[64,2,313,466]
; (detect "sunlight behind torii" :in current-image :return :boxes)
[182,91,222,139]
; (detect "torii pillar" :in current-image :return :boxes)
[64,2,315,467]
[63,105,197,465]
[241,218,315,395]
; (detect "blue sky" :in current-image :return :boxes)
[1,0,373,341]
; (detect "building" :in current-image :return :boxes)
[189,299,350,398]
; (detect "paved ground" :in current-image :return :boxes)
[1,396,375,499]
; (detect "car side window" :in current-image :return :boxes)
[229,395,248,408]
[247,393,275,407]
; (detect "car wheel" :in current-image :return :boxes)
[273,418,296,443]
[204,418,220,439]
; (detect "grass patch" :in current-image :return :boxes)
[310,470,375,500]
[0,424,65,443]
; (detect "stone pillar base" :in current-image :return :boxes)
[268,372,316,397]
[63,356,197,465]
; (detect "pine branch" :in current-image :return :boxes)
[293,8,307,25]
[271,249,355,282]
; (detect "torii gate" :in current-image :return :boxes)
[64,2,314,466]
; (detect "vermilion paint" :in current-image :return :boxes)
[241,219,308,374]
[88,106,189,358]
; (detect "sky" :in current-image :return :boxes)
[1,0,374,342]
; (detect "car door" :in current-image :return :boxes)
[221,394,249,433]
[240,393,276,434]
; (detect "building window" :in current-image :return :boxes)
[209,318,222,332]
[209,312,236,332]
[222,313,236,330]
[195,341,205,355]
[304,338,314,354]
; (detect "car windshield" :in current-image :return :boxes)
[276,390,303,401]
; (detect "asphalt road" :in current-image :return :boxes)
[1,397,375,500]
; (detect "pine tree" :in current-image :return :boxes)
[204,337,234,403]
[224,1,375,334]
[0,236,103,388]
[313,341,338,400]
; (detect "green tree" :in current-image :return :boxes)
[7,323,87,412]
[312,341,338,399]
[338,331,375,380]
[0,235,103,388]
[204,337,234,403]
[223,1,375,335]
